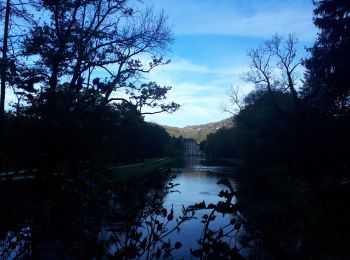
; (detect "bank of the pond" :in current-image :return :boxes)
[0,157,252,258]
[215,156,350,259]
[108,157,176,181]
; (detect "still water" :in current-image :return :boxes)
[0,157,247,259]
[161,156,244,257]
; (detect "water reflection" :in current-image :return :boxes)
[0,227,31,259]
[162,157,241,257]
[0,157,246,258]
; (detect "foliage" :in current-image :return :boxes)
[204,90,296,169]
[0,167,250,259]
[18,0,178,114]
[0,0,182,172]
[302,0,350,116]
[203,1,350,258]
[2,101,178,171]
[189,178,246,259]
[162,117,234,142]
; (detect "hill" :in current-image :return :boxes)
[161,118,234,142]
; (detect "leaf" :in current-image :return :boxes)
[189,201,206,210]
[167,208,174,221]
[217,178,234,192]
[161,208,167,217]
[234,223,242,230]
[174,242,182,249]
[207,203,216,209]
[157,223,163,231]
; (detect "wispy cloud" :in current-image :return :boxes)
[145,58,251,126]
[149,0,317,42]
[158,59,210,74]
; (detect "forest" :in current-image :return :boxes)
[0,0,182,171]
[0,0,349,259]
[202,0,350,258]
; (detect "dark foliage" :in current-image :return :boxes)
[203,1,350,258]
[0,0,181,173]
[303,0,350,116]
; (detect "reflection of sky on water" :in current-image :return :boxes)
[162,158,240,257]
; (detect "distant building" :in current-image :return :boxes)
[183,138,204,156]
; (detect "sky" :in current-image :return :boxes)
[143,0,318,127]
[4,0,318,128]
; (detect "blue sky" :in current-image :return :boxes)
[4,0,317,127]
[143,0,318,127]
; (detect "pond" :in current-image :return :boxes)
[159,156,248,258]
[0,157,251,259]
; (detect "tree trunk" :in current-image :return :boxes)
[0,0,10,171]
[0,0,10,126]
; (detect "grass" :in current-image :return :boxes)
[109,157,175,182]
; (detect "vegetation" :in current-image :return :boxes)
[162,117,233,142]
[0,0,182,172]
[0,0,349,258]
[203,1,350,258]
[0,1,186,256]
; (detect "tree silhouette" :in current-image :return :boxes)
[0,0,35,170]
[303,0,350,116]
[21,0,177,114]
[243,34,301,118]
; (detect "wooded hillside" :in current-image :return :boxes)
[161,118,234,142]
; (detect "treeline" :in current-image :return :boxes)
[204,0,350,178]
[203,1,350,257]
[3,109,183,171]
[163,118,233,142]
[0,0,182,172]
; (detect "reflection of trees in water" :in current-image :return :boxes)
[0,227,31,259]
[184,156,201,168]
[101,175,249,259]
[101,176,197,258]
[0,171,249,259]
[0,171,185,259]
[0,176,112,258]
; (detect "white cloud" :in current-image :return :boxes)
[144,58,244,126]
[150,58,248,80]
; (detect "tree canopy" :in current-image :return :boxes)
[0,0,180,171]
[303,0,350,115]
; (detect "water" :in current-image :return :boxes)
[0,157,247,259]
[160,157,244,258]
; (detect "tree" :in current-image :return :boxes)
[243,34,301,113]
[0,0,179,170]
[221,85,245,115]
[0,0,34,170]
[0,0,10,126]
[0,0,34,120]
[21,0,178,115]
[303,0,350,116]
